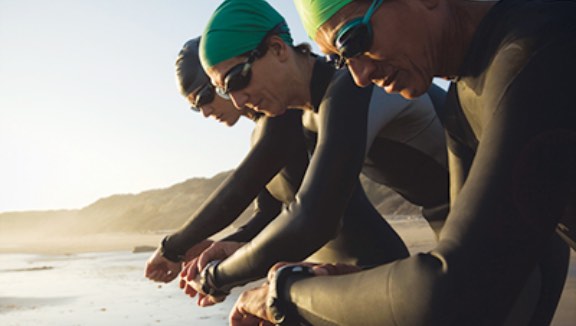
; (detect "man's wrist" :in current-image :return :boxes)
[160,235,184,263]
[267,265,315,325]
[200,260,231,298]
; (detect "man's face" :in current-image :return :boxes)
[206,37,293,117]
[316,0,438,99]
[186,86,242,126]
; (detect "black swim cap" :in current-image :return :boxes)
[175,37,210,97]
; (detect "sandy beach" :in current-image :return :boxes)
[1,217,574,326]
[0,251,247,326]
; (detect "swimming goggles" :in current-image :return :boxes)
[330,0,383,69]
[190,83,215,112]
[216,22,287,99]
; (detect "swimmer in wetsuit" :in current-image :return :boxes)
[227,0,574,325]
[183,0,450,307]
[145,38,309,283]
[146,38,415,287]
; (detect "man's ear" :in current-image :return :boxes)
[268,36,289,62]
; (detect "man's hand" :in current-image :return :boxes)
[228,261,363,325]
[145,247,181,283]
[197,241,245,272]
[183,239,214,262]
[229,283,275,326]
[179,241,245,307]
[145,239,213,283]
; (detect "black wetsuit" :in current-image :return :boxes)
[224,111,411,268]
[163,57,448,277]
[164,110,308,250]
[283,1,576,325]
[204,59,449,291]
[164,108,410,268]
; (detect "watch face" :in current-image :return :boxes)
[271,305,286,324]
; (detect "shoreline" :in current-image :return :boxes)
[0,217,432,255]
[0,232,164,255]
[1,221,574,326]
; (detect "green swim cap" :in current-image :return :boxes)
[294,0,353,39]
[200,0,294,68]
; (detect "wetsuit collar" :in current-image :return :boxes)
[309,57,336,112]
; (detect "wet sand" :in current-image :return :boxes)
[0,218,574,326]
[0,251,243,325]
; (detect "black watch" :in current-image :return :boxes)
[199,260,231,298]
[267,265,315,325]
[160,235,184,263]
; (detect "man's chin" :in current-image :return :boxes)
[380,83,420,99]
[263,111,279,117]
[399,88,421,99]
[396,83,427,99]
[375,76,428,99]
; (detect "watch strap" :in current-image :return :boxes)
[200,260,231,298]
[267,265,315,325]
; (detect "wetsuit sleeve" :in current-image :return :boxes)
[279,28,576,326]
[444,83,476,204]
[212,71,373,289]
[446,145,472,205]
[221,188,282,242]
[163,110,305,257]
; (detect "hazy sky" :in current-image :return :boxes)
[0,1,449,213]
[0,0,317,212]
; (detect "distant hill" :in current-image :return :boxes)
[0,170,420,238]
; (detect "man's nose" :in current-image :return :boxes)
[347,56,376,88]
[201,105,213,118]
[229,91,248,111]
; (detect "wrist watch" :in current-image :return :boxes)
[267,265,315,325]
[160,235,184,263]
[199,260,230,298]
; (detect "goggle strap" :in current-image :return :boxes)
[363,0,384,24]
[241,62,252,77]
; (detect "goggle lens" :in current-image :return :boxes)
[336,22,371,60]
[219,61,253,96]
[191,83,215,111]
[215,22,286,96]
[331,0,383,69]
